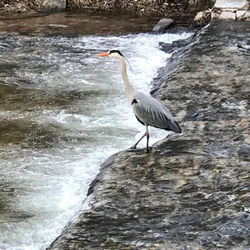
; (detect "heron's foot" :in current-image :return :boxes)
[128,146,151,153]
[128,145,137,152]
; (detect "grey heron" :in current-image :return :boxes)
[98,50,181,153]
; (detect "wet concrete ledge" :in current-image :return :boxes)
[48,21,250,249]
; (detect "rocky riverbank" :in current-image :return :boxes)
[48,20,250,249]
[68,0,214,16]
[0,0,214,18]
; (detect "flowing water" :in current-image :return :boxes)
[0,12,192,250]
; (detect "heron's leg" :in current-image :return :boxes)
[146,125,149,153]
[129,132,147,150]
[129,126,150,152]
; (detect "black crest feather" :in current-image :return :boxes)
[109,50,124,57]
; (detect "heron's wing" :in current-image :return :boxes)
[132,92,181,133]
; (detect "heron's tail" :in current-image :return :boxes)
[170,120,182,133]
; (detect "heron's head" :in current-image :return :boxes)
[97,50,124,59]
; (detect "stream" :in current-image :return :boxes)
[0,12,192,250]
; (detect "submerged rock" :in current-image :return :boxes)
[49,21,250,249]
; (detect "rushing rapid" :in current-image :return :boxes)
[0,18,192,249]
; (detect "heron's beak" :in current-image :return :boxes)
[97,52,110,57]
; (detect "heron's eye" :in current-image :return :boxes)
[131,99,138,105]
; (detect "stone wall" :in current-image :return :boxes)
[212,0,250,21]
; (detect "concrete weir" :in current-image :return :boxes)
[212,0,249,20]
[48,20,250,250]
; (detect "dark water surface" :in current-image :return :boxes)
[0,12,159,35]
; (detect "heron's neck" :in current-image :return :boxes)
[119,57,135,103]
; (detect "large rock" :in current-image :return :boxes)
[43,0,66,12]
[153,18,174,32]
[49,21,250,250]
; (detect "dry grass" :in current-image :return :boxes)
[68,0,190,16]
[0,0,215,15]
[0,0,43,11]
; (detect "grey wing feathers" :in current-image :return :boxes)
[132,92,181,133]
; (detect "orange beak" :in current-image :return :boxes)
[97,52,110,57]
